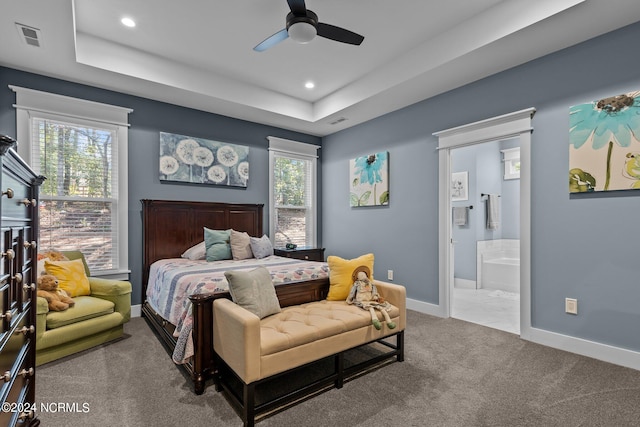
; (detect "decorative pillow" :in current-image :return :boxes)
[204,228,232,262]
[44,258,91,297]
[230,230,253,260]
[249,235,274,259]
[326,253,375,301]
[224,267,281,319]
[181,241,206,260]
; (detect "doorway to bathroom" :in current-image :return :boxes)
[434,108,535,339]
[450,140,520,334]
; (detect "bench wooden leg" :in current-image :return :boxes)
[397,331,405,362]
[243,382,256,427]
[335,353,344,389]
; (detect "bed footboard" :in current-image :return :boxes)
[142,278,330,394]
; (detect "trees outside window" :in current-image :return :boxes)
[268,137,319,248]
[36,119,118,272]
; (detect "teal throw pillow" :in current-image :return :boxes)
[204,228,232,261]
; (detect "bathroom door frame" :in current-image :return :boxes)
[434,108,535,339]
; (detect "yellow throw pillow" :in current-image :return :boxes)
[44,258,91,297]
[326,253,374,301]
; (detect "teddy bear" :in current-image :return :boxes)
[346,266,396,330]
[37,274,75,311]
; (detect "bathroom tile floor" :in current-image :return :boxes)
[451,287,520,335]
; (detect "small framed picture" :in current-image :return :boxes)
[451,171,468,201]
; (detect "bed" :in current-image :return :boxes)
[141,199,330,394]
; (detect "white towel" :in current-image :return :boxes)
[486,194,500,230]
[453,207,468,226]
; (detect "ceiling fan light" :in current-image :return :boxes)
[288,22,317,43]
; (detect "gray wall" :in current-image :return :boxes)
[322,22,640,352]
[0,67,321,305]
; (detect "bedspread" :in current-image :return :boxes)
[146,255,329,363]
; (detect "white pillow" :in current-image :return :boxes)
[181,241,206,260]
[249,235,274,259]
[230,230,253,260]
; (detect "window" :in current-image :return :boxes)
[11,86,132,278]
[268,137,319,248]
[501,147,520,180]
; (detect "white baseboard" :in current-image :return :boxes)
[131,304,141,318]
[454,278,476,289]
[407,298,446,318]
[410,299,640,372]
[524,326,640,371]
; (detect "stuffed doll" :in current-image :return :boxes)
[37,250,69,277]
[37,274,75,311]
[346,267,396,330]
[38,250,68,262]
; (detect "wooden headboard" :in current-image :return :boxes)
[141,199,264,302]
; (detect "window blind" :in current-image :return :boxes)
[32,117,119,273]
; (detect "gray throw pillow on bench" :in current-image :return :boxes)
[224,267,281,319]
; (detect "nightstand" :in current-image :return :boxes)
[274,247,325,262]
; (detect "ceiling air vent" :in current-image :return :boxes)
[15,23,42,47]
[329,117,348,125]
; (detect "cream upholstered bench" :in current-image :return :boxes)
[212,279,405,427]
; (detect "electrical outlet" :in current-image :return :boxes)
[387,270,393,281]
[565,298,578,315]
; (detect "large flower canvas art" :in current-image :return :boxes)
[350,151,389,207]
[159,132,249,187]
[569,91,640,193]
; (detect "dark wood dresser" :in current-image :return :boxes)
[0,136,44,426]
[274,247,325,262]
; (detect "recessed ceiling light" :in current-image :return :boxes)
[305,81,315,89]
[121,17,136,28]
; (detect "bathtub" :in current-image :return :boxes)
[477,239,520,293]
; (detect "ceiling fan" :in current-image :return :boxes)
[254,0,365,52]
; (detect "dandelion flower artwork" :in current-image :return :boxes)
[159,156,179,177]
[176,139,200,165]
[193,146,215,182]
[569,91,640,192]
[217,145,239,167]
[207,165,226,183]
[193,147,214,167]
[349,151,389,207]
[237,161,249,182]
[159,132,249,187]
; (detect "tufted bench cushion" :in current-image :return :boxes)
[260,301,399,356]
[213,280,405,385]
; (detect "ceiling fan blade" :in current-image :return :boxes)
[317,23,364,45]
[287,0,307,16]
[254,29,289,52]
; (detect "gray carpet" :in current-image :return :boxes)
[36,311,640,426]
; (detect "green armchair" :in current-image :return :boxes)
[36,251,132,365]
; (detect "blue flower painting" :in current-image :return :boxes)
[350,151,389,207]
[569,91,640,192]
[159,132,249,187]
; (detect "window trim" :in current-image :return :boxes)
[11,85,132,279]
[267,136,320,248]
